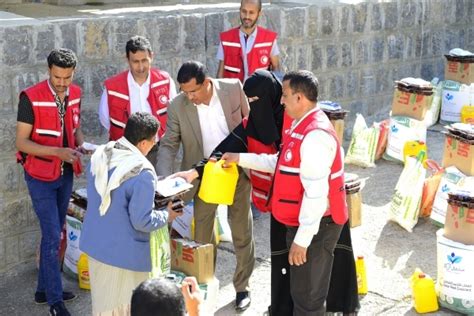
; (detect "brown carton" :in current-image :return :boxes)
[171,238,214,283]
[346,191,362,228]
[391,88,433,120]
[444,202,474,245]
[445,60,474,85]
[330,119,344,144]
[442,135,474,176]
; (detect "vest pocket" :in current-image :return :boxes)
[24,155,60,181]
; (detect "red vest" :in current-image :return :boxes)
[272,109,348,226]
[242,118,277,212]
[104,69,171,140]
[220,26,277,82]
[19,80,83,181]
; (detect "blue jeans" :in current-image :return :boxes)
[25,168,73,306]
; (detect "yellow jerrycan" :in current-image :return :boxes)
[355,255,368,295]
[77,253,91,290]
[403,141,427,165]
[198,158,239,205]
[411,270,438,313]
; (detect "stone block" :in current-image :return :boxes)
[352,3,368,33]
[311,45,323,71]
[283,7,306,39]
[3,199,29,234]
[296,46,310,70]
[400,0,417,27]
[355,40,369,65]
[329,75,344,99]
[4,235,19,266]
[155,15,181,56]
[321,6,334,36]
[1,26,32,66]
[345,70,359,98]
[0,162,20,194]
[78,20,111,60]
[0,238,4,271]
[468,27,474,52]
[19,231,39,261]
[415,32,429,58]
[0,76,13,114]
[111,19,139,58]
[341,42,352,67]
[431,29,444,57]
[442,0,456,25]
[80,108,104,138]
[317,77,327,100]
[348,100,367,119]
[383,2,398,30]
[34,24,55,65]
[404,33,415,60]
[263,7,282,36]
[371,3,383,31]
[307,6,319,39]
[387,34,403,60]
[56,22,78,53]
[279,44,295,72]
[454,0,466,24]
[205,13,224,49]
[375,68,391,93]
[89,63,122,98]
[223,10,239,30]
[0,115,17,153]
[371,37,385,63]
[12,72,38,98]
[420,62,434,81]
[71,67,88,97]
[360,69,375,95]
[183,14,205,53]
[326,44,338,69]
[339,6,351,34]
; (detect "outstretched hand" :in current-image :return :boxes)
[221,152,240,168]
[181,276,203,316]
[168,169,199,184]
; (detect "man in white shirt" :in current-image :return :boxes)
[98,35,177,167]
[222,70,348,315]
[216,0,280,82]
[156,61,255,312]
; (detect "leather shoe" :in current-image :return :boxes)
[235,291,251,311]
[35,291,76,305]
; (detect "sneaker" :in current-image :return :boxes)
[35,291,76,305]
[235,291,251,311]
[49,302,71,316]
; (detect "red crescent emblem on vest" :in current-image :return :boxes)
[284,149,292,162]
[260,55,269,64]
[73,114,79,125]
[159,95,168,104]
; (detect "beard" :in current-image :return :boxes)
[240,17,258,30]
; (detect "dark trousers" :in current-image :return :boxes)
[286,217,343,316]
[25,169,73,306]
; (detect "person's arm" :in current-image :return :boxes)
[98,88,110,130]
[216,43,225,78]
[168,78,178,101]
[269,39,280,72]
[156,98,182,176]
[222,152,277,174]
[288,130,337,266]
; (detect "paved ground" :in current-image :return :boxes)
[0,125,465,315]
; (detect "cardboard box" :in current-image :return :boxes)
[445,60,474,85]
[444,203,474,245]
[391,88,433,120]
[171,238,214,283]
[330,119,344,143]
[442,135,474,176]
[346,191,362,228]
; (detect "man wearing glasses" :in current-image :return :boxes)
[157,61,255,311]
[98,35,177,168]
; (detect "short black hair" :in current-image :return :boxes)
[241,0,262,11]
[126,35,153,58]
[123,112,159,146]
[131,278,186,316]
[283,70,319,102]
[47,48,77,69]
[177,61,207,85]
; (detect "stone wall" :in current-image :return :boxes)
[0,0,472,273]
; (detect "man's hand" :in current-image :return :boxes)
[181,276,203,316]
[55,147,82,164]
[166,201,183,223]
[221,152,240,168]
[168,169,199,183]
[288,242,307,266]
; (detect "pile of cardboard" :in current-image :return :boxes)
[391,78,434,121]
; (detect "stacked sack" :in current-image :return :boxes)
[442,48,474,124]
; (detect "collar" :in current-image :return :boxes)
[239,26,258,39]
[290,105,319,133]
[193,79,218,107]
[47,79,69,98]
[127,70,150,88]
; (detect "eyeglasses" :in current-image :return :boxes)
[180,83,204,97]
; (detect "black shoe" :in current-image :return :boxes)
[49,302,71,316]
[35,291,77,305]
[235,291,251,311]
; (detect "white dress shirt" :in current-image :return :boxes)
[195,80,230,157]
[98,70,177,140]
[238,107,337,248]
[217,27,280,82]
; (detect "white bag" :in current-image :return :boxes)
[63,215,83,277]
[384,116,426,162]
[423,78,443,127]
[345,113,379,167]
[441,80,472,123]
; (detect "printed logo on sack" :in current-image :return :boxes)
[441,184,450,193]
[445,93,454,101]
[68,231,78,242]
[390,125,398,133]
[444,252,464,274]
